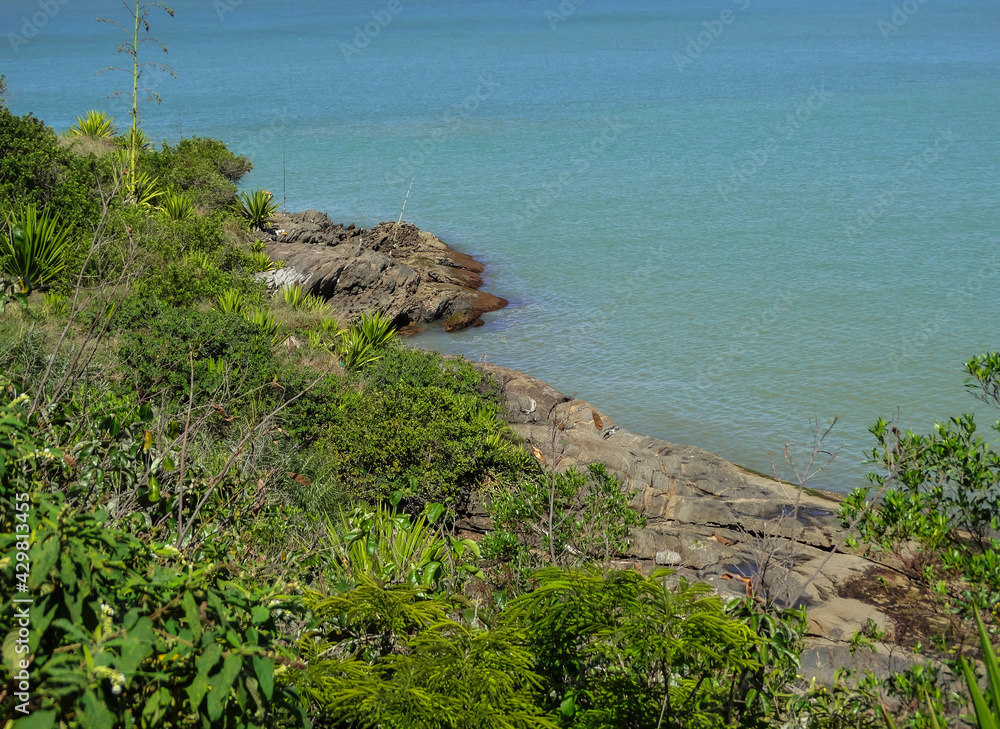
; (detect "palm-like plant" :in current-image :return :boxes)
[237,189,279,231]
[185,250,215,270]
[304,293,328,314]
[159,190,195,222]
[117,125,151,153]
[1,205,71,294]
[68,110,118,139]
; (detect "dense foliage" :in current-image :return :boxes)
[841,352,1000,617]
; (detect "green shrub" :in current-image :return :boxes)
[841,352,1000,616]
[114,298,279,402]
[506,568,774,729]
[141,137,252,211]
[316,382,524,512]
[0,107,99,233]
[488,462,645,569]
[362,347,503,403]
[0,393,307,729]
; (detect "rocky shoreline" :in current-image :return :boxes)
[464,362,946,684]
[258,210,507,331]
[261,211,941,683]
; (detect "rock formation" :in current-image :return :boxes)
[465,362,944,683]
[258,210,507,331]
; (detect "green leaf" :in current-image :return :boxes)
[206,654,243,721]
[253,655,275,701]
[560,694,576,717]
[31,534,60,590]
[426,502,445,524]
[79,689,115,729]
[181,591,202,643]
[115,617,153,677]
[250,605,269,625]
[11,710,57,729]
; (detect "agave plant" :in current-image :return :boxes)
[117,125,151,152]
[249,239,267,253]
[247,250,281,273]
[42,292,69,317]
[319,317,341,335]
[237,189,279,231]
[0,205,71,294]
[185,250,216,270]
[354,310,397,349]
[68,110,118,139]
[961,608,1000,729]
[283,283,306,309]
[216,288,247,316]
[242,307,288,346]
[336,312,397,369]
[304,293,328,314]
[160,190,195,222]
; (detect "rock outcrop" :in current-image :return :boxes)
[465,362,940,683]
[259,210,507,331]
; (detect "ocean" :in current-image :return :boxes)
[4,0,999,491]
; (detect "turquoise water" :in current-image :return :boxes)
[4,0,999,491]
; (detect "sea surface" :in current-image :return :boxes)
[4,0,999,491]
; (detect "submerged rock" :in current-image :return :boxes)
[259,210,507,330]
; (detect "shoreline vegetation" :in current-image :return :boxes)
[1,92,999,728]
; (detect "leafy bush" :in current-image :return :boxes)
[293,580,553,729]
[141,137,252,211]
[841,352,1000,615]
[0,108,99,233]
[506,568,772,729]
[316,380,526,512]
[114,297,279,402]
[0,393,308,729]
[487,462,645,569]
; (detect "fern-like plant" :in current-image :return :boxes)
[237,189,279,231]
[1,205,71,294]
[159,190,195,222]
[68,110,118,139]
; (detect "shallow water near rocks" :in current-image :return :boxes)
[5,0,998,492]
